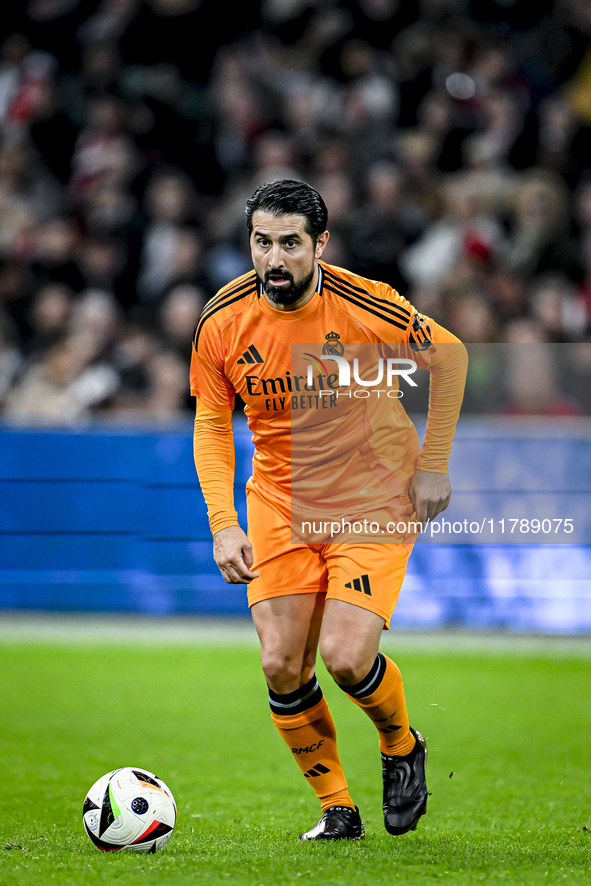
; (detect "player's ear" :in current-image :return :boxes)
[315,230,329,259]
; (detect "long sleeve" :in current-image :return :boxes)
[415,322,468,473]
[193,398,239,535]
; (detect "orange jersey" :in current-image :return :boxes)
[191,262,466,517]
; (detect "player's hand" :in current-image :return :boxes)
[408,469,452,528]
[213,525,259,584]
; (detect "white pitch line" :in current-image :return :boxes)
[0,614,590,657]
[0,614,259,645]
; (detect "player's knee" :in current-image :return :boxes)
[260,649,307,694]
[324,660,367,686]
[320,640,369,686]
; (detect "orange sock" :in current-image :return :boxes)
[337,653,415,756]
[269,676,355,812]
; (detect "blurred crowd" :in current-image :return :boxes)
[0,0,590,425]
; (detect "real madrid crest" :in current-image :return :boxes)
[322,331,344,357]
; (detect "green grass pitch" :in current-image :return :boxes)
[1,619,590,886]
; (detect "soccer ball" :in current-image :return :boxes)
[82,767,176,853]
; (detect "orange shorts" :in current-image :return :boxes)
[245,480,414,629]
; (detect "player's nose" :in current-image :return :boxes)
[268,243,285,267]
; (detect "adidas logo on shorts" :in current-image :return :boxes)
[345,574,372,596]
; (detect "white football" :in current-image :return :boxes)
[82,767,176,852]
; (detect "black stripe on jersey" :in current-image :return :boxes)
[323,278,409,332]
[198,273,258,324]
[194,280,252,343]
[193,275,258,350]
[409,314,433,351]
[323,266,411,315]
[324,269,411,324]
[323,268,411,323]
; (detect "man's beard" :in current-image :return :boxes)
[263,267,315,306]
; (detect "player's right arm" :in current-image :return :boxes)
[193,399,259,584]
[213,525,258,585]
[191,314,258,584]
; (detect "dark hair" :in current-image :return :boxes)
[245,179,328,243]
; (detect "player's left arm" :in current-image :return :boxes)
[348,279,467,524]
[407,316,468,525]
